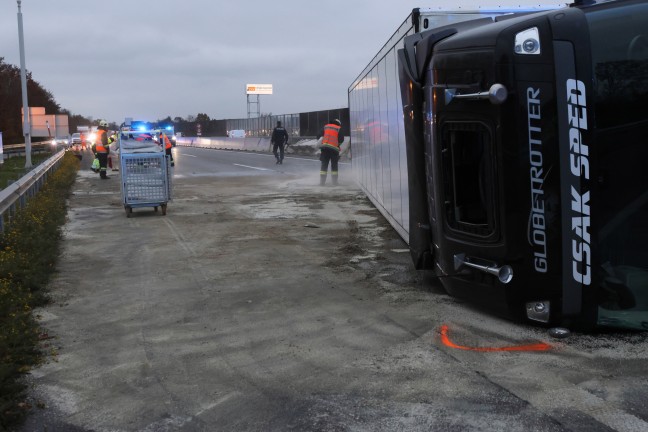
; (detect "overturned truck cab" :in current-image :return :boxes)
[395,0,648,330]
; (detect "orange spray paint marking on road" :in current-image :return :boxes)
[440,325,552,352]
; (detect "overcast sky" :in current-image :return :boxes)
[0,0,428,124]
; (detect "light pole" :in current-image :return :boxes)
[17,0,32,168]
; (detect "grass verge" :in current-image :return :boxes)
[0,154,52,190]
[0,151,79,430]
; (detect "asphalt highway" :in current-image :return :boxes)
[17,146,648,432]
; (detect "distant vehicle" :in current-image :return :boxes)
[75,127,97,144]
[130,120,153,132]
[152,126,177,145]
[121,121,176,144]
[70,133,82,147]
[51,136,70,148]
[228,130,246,138]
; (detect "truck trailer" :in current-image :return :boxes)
[348,0,648,330]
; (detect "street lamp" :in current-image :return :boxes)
[17,0,32,168]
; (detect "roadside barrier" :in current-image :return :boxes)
[2,142,55,158]
[175,137,272,152]
[175,136,351,159]
[0,149,66,233]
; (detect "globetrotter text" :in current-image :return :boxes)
[527,87,548,273]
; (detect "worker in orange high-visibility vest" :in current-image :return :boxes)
[317,119,344,186]
[91,120,116,179]
[161,132,174,167]
[80,132,87,151]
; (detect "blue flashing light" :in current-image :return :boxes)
[165,126,172,130]
[138,126,146,131]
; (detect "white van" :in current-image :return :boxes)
[228,130,246,138]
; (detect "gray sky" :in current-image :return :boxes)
[0,0,425,124]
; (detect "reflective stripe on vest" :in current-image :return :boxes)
[95,130,108,153]
[321,124,341,151]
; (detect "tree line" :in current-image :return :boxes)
[0,57,61,144]
[1,57,346,142]
[163,113,228,137]
[0,58,220,145]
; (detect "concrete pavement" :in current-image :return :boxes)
[17,148,648,432]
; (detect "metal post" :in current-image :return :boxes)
[17,0,32,168]
[247,94,260,119]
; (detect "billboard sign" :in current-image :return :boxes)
[246,84,273,95]
[29,114,70,137]
[21,107,70,137]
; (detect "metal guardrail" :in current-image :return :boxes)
[3,142,54,158]
[175,136,351,158]
[0,148,66,233]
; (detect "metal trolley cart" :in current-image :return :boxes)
[119,128,172,217]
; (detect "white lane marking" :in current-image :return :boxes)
[233,163,271,171]
[179,153,197,157]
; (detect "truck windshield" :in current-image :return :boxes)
[586,0,648,329]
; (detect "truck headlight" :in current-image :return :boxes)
[515,27,541,55]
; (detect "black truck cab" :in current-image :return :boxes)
[399,0,648,330]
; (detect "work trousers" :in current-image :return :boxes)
[97,152,109,177]
[166,147,174,166]
[273,143,285,162]
[319,147,340,185]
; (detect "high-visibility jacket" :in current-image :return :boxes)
[93,129,115,154]
[162,133,172,150]
[321,123,342,152]
[94,130,109,153]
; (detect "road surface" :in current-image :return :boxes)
[18,146,648,432]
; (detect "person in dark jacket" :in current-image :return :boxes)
[317,119,344,185]
[270,121,289,164]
